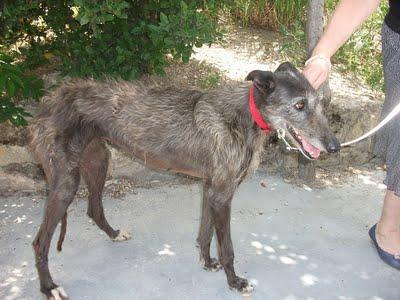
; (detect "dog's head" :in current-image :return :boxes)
[246,62,340,159]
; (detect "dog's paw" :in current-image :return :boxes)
[47,286,68,300]
[228,277,254,295]
[200,257,222,272]
[112,230,132,242]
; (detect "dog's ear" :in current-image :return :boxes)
[275,62,301,76]
[245,70,275,94]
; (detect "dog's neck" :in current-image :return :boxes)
[206,84,272,142]
[248,85,271,135]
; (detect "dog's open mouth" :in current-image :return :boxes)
[287,126,321,159]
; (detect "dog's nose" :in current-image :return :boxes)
[326,138,341,153]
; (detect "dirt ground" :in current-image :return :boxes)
[1,172,399,300]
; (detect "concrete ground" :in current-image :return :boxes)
[0,171,399,300]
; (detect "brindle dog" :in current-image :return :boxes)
[28,62,340,299]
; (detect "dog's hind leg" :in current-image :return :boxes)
[207,179,253,293]
[81,138,131,241]
[32,165,80,300]
[197,179,222,272]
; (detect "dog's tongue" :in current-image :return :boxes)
[301,139,321,159]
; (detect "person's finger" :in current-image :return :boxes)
[310,69,323,88]
[303,64,329,89]
[303,68,318,85]
[304,68,323,89]
[315,68,330,89]
[313,76,325,90]
[303,65,321,80]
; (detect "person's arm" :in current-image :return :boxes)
[303,0,382,89]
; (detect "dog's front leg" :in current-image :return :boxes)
[197,180,222,271]
[208,182,253,293]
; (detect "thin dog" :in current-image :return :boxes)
[28,62,340,299]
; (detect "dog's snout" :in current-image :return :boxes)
[326,137,341,153]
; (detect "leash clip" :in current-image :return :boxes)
[276,128,315,161]
[277,128,296,151]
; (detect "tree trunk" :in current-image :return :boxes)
[306,0,331,107]
[299,0,328,183]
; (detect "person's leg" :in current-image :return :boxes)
[371,19,400,261]
[376,190,400,256]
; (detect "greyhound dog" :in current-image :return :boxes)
[28,62,340,299]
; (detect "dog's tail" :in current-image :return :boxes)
[57,213,67,252]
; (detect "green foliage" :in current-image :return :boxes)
[0,98,31,127]
[0,0,221,80]
[219,0,308,30]
[278,24,307,66]
[199,71,221,89]
[327,0,388,91]
[272,0,307,29]
[0,53,44,126]
[0,0,220,126]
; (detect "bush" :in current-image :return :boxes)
[0,52,43,126]
[0,0,220,126]
[0,0,221,80]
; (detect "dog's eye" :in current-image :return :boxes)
[295,100,306,110]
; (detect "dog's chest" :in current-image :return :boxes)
[246,144,264,175]
[238,133,266,181]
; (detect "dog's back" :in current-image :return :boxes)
[29,79,261,180]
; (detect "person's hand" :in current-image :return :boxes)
[302,55,331,90]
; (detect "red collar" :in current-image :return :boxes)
[248,85,271,135]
